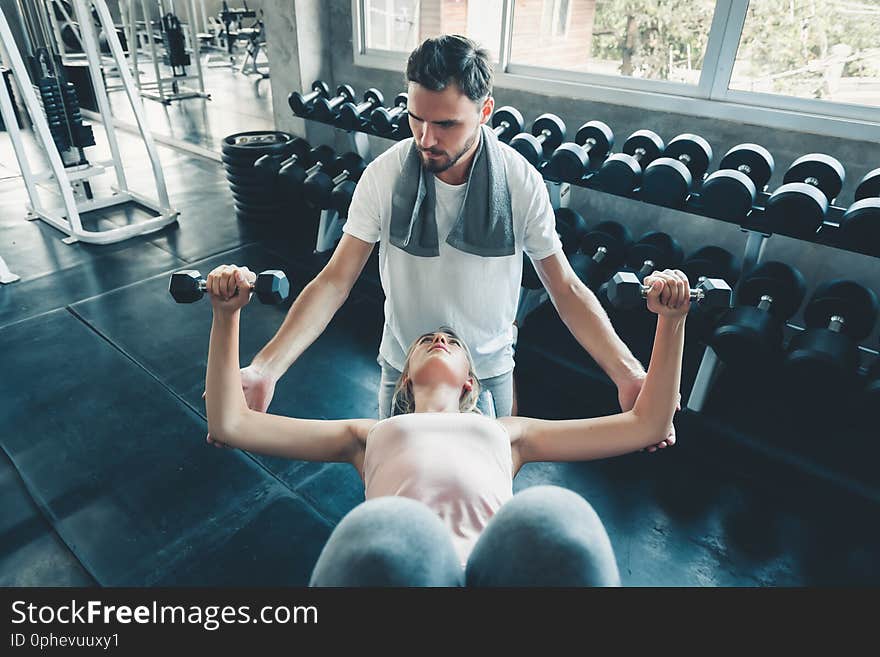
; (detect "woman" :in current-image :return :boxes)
[204,264,690,586]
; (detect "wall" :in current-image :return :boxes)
[266,0,880,347]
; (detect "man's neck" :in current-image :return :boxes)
[434,129,482,186]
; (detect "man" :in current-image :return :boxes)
[223,35,674,448]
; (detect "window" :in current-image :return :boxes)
[729,0,880,108]
[510,0,716,83]
[362,0,505,61]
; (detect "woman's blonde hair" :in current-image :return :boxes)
[391,326,482,415]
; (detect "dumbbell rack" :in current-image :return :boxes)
[312,130,372,253]
[0,0,179,245]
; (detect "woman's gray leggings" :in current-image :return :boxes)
[309,486,621,587]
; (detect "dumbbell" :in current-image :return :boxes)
[783,280,878,395]
[606,271,731,310]
[640,133,713,208]
[680,246,740,341]
[710,261,806,368]
[371,93,408,135]
[598,231,684,309]
[762,154,845,238]
[509,113,567,168]
[547,121,614,183]
[288,80,331,117]
[569,220,632,289]
[338,88,385,131]
[311,84,356,122]
[592,130,665,195]
[169,269,290,304]
[700,144,775,222]
[520,207,588,290]
[491,106,524,143]
[839,168,880,256]
[278,145,336,195]
[303,152,366,209]
[253,137,311,185]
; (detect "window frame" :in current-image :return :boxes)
[351,0,880,142]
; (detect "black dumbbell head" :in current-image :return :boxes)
[681,245,739,286]
[719,144,774,188]
[531,113,566,154]
[288,80,330,116]
[736,261,806,320]
[626,231,684,272]
[763,183,830,238]
[575,121,614,162]
[338,151,367,180]
[802,279,879,340]
[169,270,203,303]
[364,88,384,106]
[279,144,335,190]
[254,270,290,305]
[370,93,408,133]
[554,207,589,256]
[854,168,880,201]
[641,134,712,208]
[312,84,355,119]
[607,271,643,309]
[492,106,524,142]
[548,143,588,182]
[783,154,845,201]
[509,132,543,167]
[840,168,880,255]
[700,144,775,222]
[697,278,733,309]
[665,134,713,178]
[593,130,664,194]
[580,221,632,269]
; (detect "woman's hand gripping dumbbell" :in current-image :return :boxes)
[169,266,290,306]
[607,269,731,311]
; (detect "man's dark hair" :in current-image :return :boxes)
[406,35,493,101]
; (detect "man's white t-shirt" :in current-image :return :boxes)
[342,137,562,379]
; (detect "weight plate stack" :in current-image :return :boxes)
[221,131,298,223]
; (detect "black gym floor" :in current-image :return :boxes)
[2,114,879,587]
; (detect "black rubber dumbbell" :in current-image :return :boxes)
[569,220,632,289]
[598,231,684,309]
[607,271,731,310]
[288,80,331,117]
[547,121,614,183]
[371,93,408,135]
[700,144,775,222]
[253,137,311,186]
[311,84,356,122]
[640,133,713,208]
[520,207,588,290]
[680,246,740,341]
[710,261,807,368]
[303,152,366,209]
[762,154,845,238]
[839,168,880,256]
[338,88,385,131]
[592,129,665,195]
[509,113,567,168]
[278,145,336,196]
[784,280,878,395]
[169,269,290,304]
[491,106,524,143]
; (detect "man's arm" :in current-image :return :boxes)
[250,233,375,382]
[533,252,646,393]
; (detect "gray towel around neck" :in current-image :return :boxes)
[389,124,514,258]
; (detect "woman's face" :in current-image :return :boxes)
[406,331,472,390]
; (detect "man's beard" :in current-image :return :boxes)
[418,126,481,174]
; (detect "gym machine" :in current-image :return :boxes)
[122,0,209,103]
[0,0,178,245]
